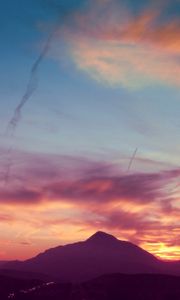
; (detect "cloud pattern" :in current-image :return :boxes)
[52,0,180,89]
[0,150,179,260]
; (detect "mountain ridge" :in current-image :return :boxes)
[2,231,180,282]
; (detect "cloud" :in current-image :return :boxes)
[46,172,162,204]
[0,189,41,204]
[0,149,179,260]
[44,167,180,208]
[52,0,180,89]
[0,149,179,207]
[0,213,14,222]
[69,39,180,89]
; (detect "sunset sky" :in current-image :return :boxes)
[0,0,180,261]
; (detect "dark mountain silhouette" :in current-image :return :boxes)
[1,274,180,300]
[0,261,9,267]
[78,273,180,300]
[2,231,180,281]
[0,268,52,281]
[0,274,42,300]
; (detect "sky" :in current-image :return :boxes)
[0,0,180,261]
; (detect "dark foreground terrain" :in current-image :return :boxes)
[1,273,180,300]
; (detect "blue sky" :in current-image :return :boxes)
[1,0,179,162]
[1,65,179,164]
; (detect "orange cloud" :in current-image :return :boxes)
[56,0,180,89]
[69,38,180,89]
[71,4,180,55]
[0,150,179,260]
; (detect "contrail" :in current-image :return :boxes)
[3,3,81,183]
[6,32,55,136]
[3,149,13,185]
[3,25,59,184]
[127,148,138,172]
[6,0,78,136]
[0,146,13,186]
[6,0,74,136]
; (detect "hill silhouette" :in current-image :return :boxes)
[1,273,180,300]
[2,231,180,282]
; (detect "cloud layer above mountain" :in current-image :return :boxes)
[0,150,179,260]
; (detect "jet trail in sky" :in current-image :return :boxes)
[0,146,13,186]
[127,148,138,172]
[6,33,54,136]
[3,150,13,185]
[3,27,58,184]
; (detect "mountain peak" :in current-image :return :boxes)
[86,231,118,243]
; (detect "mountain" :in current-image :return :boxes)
[0,261,9,267]
[0,274,42,300]
[0,268,52,281]
[2,231,180,281]
[2,274,180,300]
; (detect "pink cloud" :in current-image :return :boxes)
[0,213,14,222]
[0,149,179,260]
[52,0,180,89]
[69,39,180,89]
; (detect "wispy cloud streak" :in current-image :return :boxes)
[7,32,54,136]
[127,148,138,172]
[3,16,62,184]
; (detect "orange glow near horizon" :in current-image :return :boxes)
[0,168,179,261]
[1,234,179,262]
[0,204,179,262]
[141,242,180,261]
